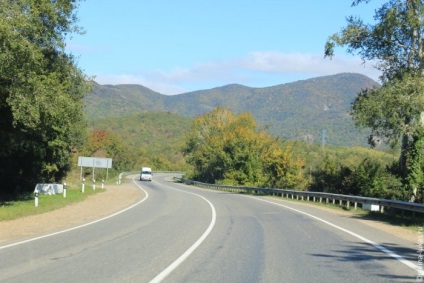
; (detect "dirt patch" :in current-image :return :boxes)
[0,177,142,245]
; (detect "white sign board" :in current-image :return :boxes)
[78,156,113,180]
[78,157,112,169]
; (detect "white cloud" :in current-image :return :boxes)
[240,51,381,81]
[93,51,382,95]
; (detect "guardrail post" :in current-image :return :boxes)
[291,194,294,199]
[347,201,350,209]
[354,202,357,210]
[296,195,299,200]
[380,206,384,213]
[319,197,322,203]
[326,198,329,204]
[332,199,335,205]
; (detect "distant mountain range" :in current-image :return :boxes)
[84,73,379,147]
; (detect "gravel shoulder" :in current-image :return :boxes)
[0,176,417,246]
[0,176,142,245]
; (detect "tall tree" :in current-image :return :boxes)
[182,107,305,188]
[0,0,90,200]
[79,129,135,179]
[325,0,424,200]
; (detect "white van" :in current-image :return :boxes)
[140,167,152,181]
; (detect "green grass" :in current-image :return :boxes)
[0,184,104,222]
[0,168,122,222]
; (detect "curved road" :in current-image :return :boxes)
[0,173,419,282]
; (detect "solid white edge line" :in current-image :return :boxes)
[149,180,217,283]
[0,177,148,250]
[247,195,419,272]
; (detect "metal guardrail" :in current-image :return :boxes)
[179,178,424,215]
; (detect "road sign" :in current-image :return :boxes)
[78,157,112,168]
[78,156,113,180]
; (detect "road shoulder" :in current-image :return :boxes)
[0,177,142,245]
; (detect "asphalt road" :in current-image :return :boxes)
[0,173,419,282]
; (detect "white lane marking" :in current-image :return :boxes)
[247,196,419,272]
[149,180,217,283]
[0,177,148,250]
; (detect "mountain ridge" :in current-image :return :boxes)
[85,72,379,147]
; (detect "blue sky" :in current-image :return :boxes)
[67,0,384,95]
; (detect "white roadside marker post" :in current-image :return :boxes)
[34,189,39,207]
[63,182,67,198]
[82,178,85,193]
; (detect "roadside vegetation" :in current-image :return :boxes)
[181,106,305,189]
[0,1,90,201]
[180,106,411,201]
[0,184,103,222]
[325,0,424,202]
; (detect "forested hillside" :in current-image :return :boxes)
[84,98,403,199]
[85,73,378,147]
[87,111,192,170]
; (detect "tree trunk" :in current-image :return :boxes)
[399,134,409,178]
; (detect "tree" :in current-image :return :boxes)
[79,129,135,179]
[182,107,249,183]
[261,141,306,190]
[0,0,90,200]
[325,0,424,200]
[182,107,305,188]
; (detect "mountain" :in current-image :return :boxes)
[84,73,379,147]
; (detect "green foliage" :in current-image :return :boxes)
[311,155,344,193]
[86,111,192,171]
[0,0,90,200]
[182,107,305,189]
[311,154,405,200]
[77,129,134,180]
[352,74,424,148]
[325,0,424,199]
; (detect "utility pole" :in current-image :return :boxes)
[322,129,327,148]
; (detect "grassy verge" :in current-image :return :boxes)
[0,183,104,222]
